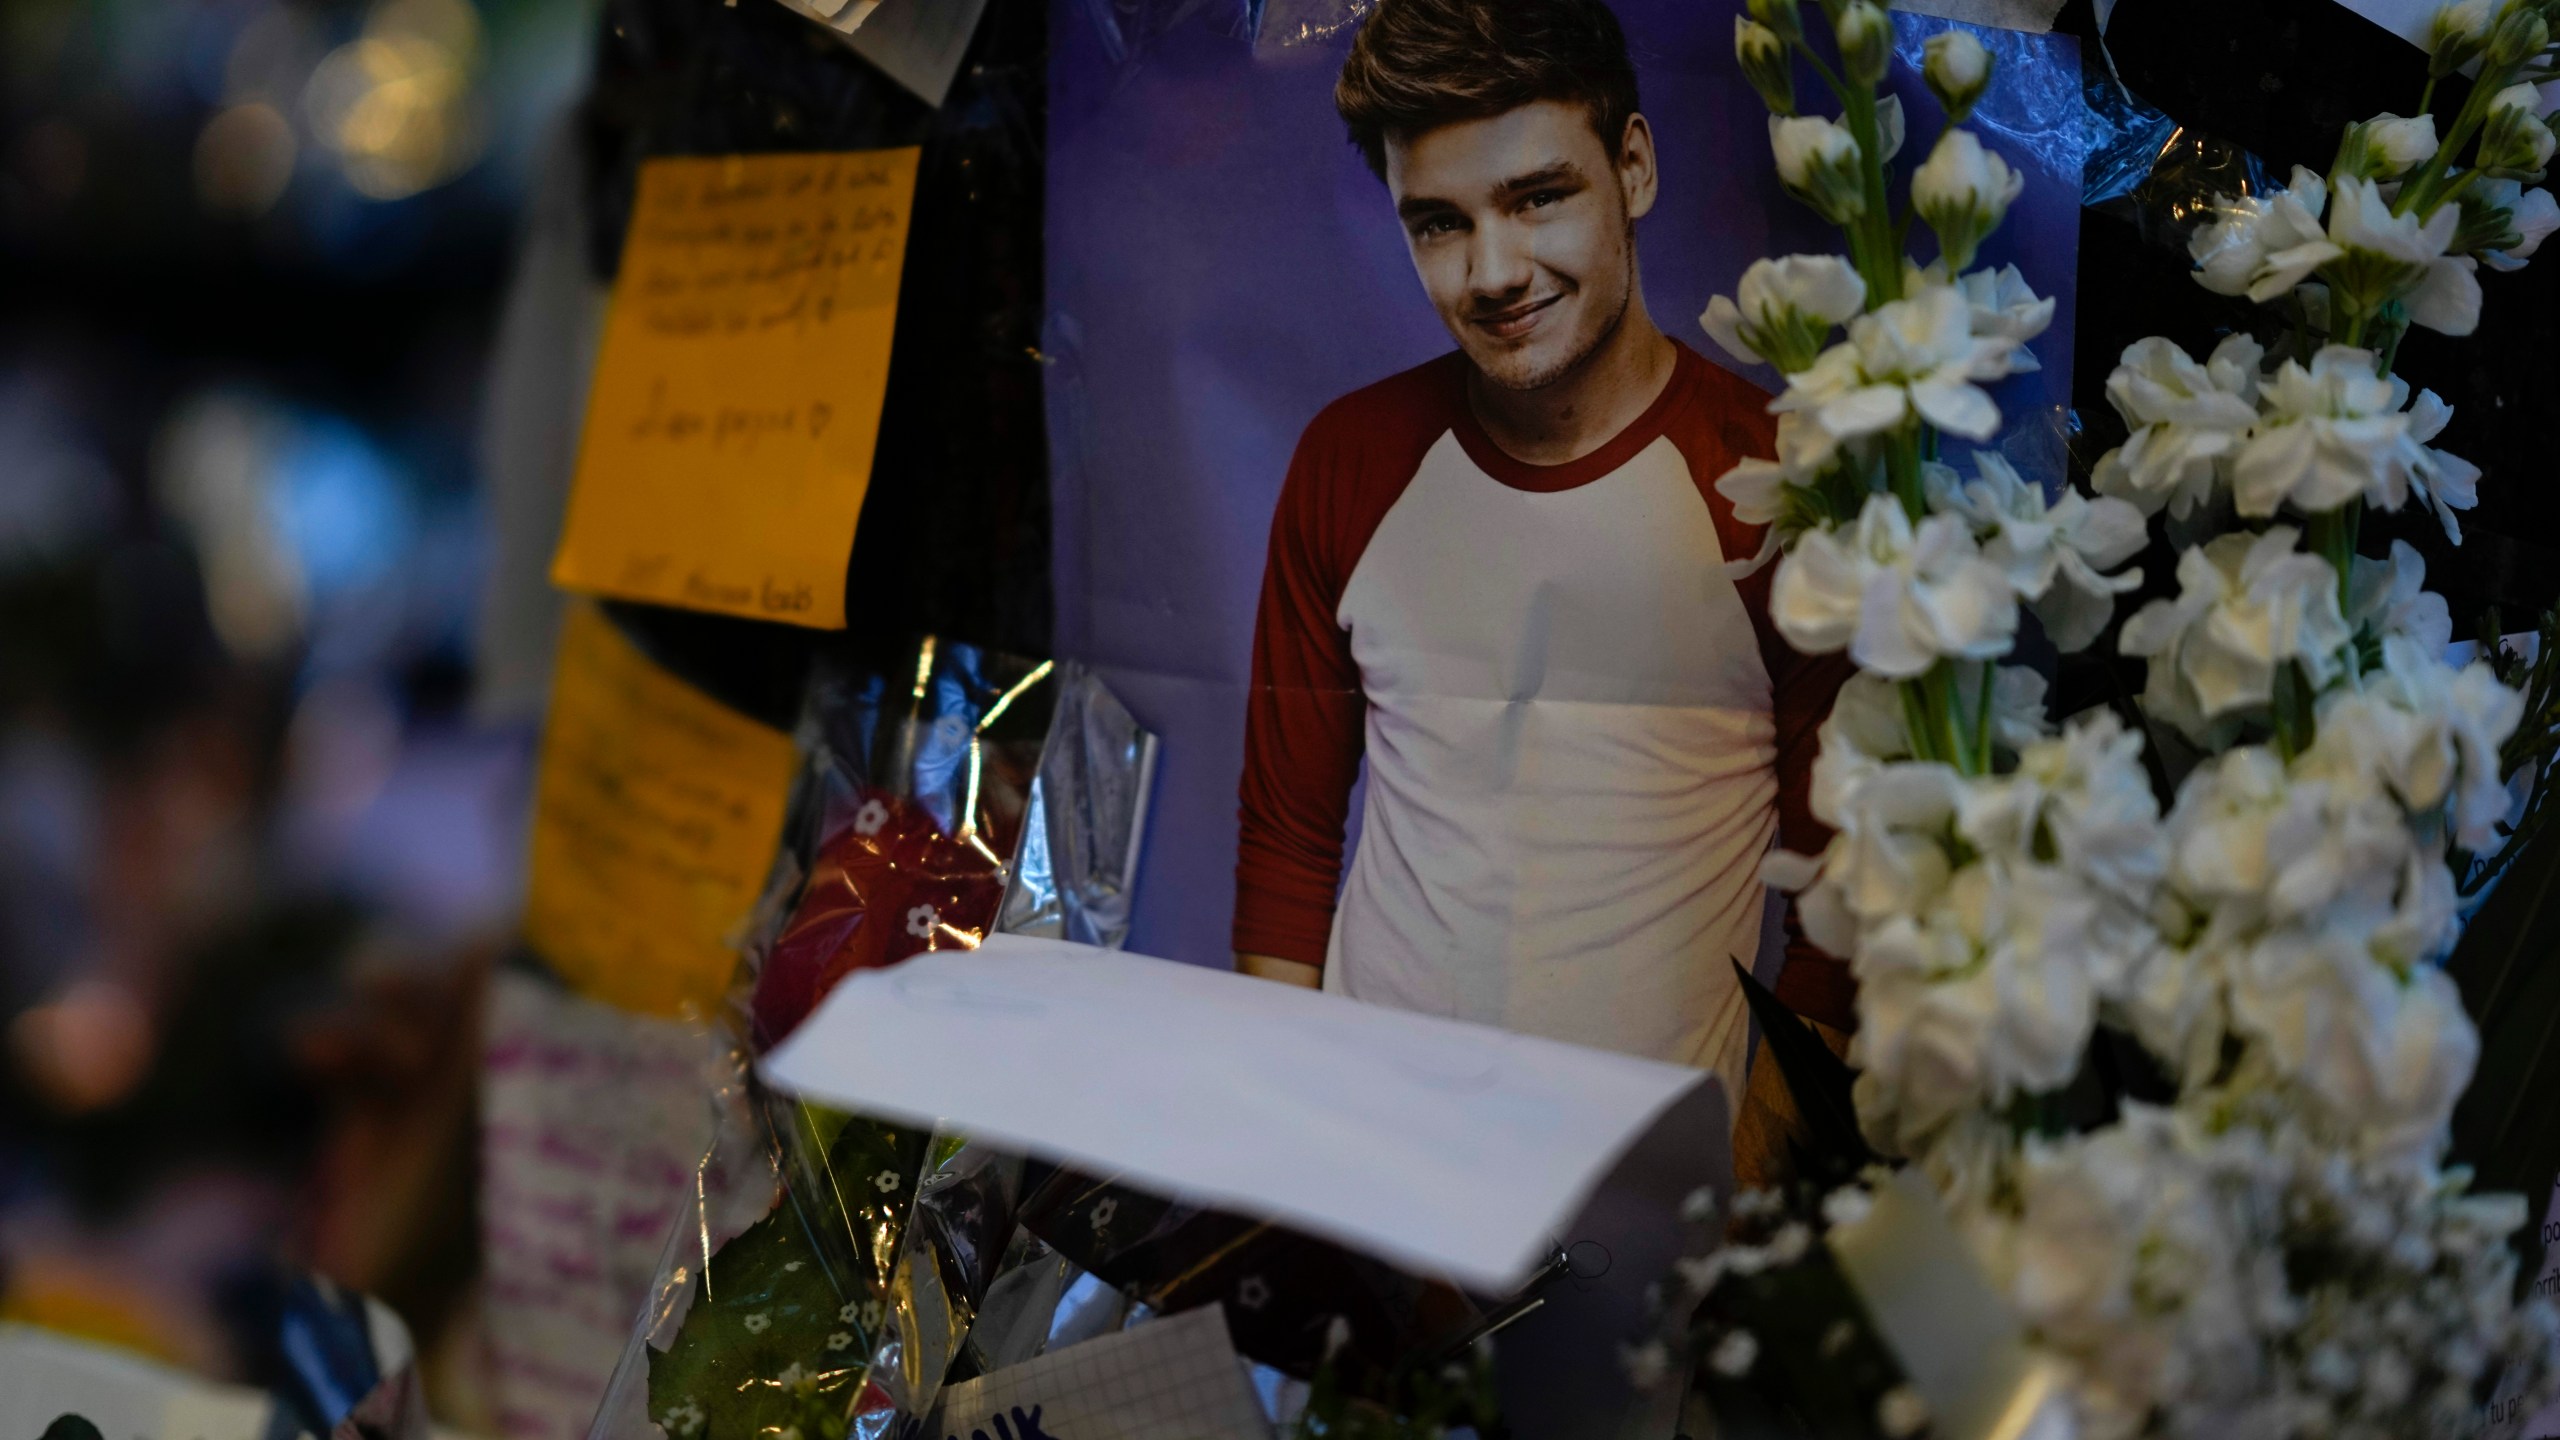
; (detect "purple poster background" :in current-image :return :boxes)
[1044,0,2087,967]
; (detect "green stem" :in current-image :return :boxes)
[1836,83,1903,306]
[2305,501,2361,619]
[1884,425,1926,521]
[2398,69,2506,217]
[2420,75,2439,118]
[1972,659,1996,772]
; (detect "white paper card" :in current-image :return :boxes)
[844,0,994,107]
[759,935,1714,1290]
[925,1306,1270,1440]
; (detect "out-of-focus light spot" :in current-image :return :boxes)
[9,977,155,1117]
[301,0,485,202]
[154,393,305,661]
[0,377,118,566]
[225,4,325,107]
[193,102,297,217]
[284,676,404,825]
[270,418,415,599]
[14,118,87,208]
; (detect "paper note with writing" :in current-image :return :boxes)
[926,1306,1270,1440]
[523,604,796,1016]
[761,935,1717,1290]
[551,149,921,629]
[479,973,715,1440]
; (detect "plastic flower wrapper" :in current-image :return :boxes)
[589,645,1181,1440]
[748,639,1056,1048]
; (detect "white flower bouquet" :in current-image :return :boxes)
[1661,2,2560,1435]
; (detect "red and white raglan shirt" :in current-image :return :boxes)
[1234,342,1854,1102]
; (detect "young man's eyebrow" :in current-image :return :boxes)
[1395,194,1463,223]
[1493,162,1586,199]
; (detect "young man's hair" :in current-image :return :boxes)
[1334,0,1641,181]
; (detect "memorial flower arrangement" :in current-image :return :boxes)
[1663,1,2560,1434]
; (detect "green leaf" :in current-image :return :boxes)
[1731,960,1873,1184]
[2445,821,2560,1285]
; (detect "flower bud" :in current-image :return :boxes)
[1701,254,1869,373]
[2334,112,2440,180]
[1749,0,1804,45]
[2487,1,2549,68]
[1912,128,2022,273]
[1923,31,1992,122]
[2479,82,2557,174]
[2427,0,2493,74]
[1835,1,1893,87]
[1736,17,1796,116]
[1770,114,1868,227]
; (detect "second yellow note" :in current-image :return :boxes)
[552,148,923,629]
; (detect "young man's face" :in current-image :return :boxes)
[1384,99,1657,392]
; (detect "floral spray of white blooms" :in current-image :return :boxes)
[1673,2,2560,1436]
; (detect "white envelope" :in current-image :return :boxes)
[759,935,1717,1293]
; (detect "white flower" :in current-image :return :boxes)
[1771,285,2018,467]
[743,1311,772,1334]
[2347,539,2453,651]
[1931,453,2146,652]
[2396,387,2482,540]
[826,1331,854,1350]
[2428,0,2494,64]
[1700,254,1867,374]
[1236,1275,1271,1310]
[1734,17,1793,116]
[1808,672,1911,828]
[853,797,890,836]
[659,1402,706,1437]
[1769,760,1969,955]
[2228,929,2476,1160]
[2230,344,2405,518]
[1770,492,2018,677]
[1836,0,1892,83]
[839,1302,860,1324]
[2327,173,2477,335]
[1090,1196,1118,1229]
[2318,632,2523,849]
[1951,264,2054,375]
[872,1167,901,1193]
[2093,334,2263,519]
[1912,129,2024,272]
[904,903,940,938]
[859,1299,884,1330]
[1852,859,2102,1153]
[2476,179,2560,270]
[1769,114,1866,225]
[2344,113,2441,179]
[2481,83,2557,172]
[2117,527,2353,743]
[2189,166,2340,302]
[1923,29,1991,119]
[1710,1329,1761,1377]
[1964,710,2167,915]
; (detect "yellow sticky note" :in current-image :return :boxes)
[551,148,923,629]
[523,605,798,1017]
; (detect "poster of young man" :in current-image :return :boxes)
[1043,0,2085,1092]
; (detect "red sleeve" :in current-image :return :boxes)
[1233,360,1458,967]
[1670,349,1859,1031]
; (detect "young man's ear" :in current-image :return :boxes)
[1617,113,1659,222]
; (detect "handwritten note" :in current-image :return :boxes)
[522,604,796,1017]
[550,149,922,629]
[925,1306,1272,1440]
[479,973,717,1440]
